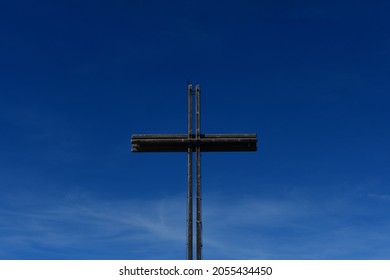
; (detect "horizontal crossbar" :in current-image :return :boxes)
[131,134,257,152]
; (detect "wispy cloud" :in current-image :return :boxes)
[1,187,390,259]
[367,193,390,203]
[0,191,187,259]
[201,191,390,259]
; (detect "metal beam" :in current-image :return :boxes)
[195,84,202,260]
[131,134,258,152]
[187,84,193,260]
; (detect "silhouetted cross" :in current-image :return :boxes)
[131,84,257,259]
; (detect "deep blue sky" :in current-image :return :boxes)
[1,0,389,259]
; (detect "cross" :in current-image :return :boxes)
[131,84,257,260]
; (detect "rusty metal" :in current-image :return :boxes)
[130,84,258,260]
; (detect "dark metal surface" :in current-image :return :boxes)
[187,84,193,260]
[195,85,202,260]
[130,84,257,260]
[131,134,257,152]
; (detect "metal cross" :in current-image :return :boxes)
[131,84,257,260]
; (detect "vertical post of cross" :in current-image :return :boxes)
[187,84,193,260]
[195,84,202,260]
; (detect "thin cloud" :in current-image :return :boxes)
[1,188,390,259]
[368,193,390,203]
[0,192,186,259]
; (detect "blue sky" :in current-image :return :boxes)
[0,0,389,259]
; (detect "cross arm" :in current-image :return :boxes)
[131,134,257,152]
